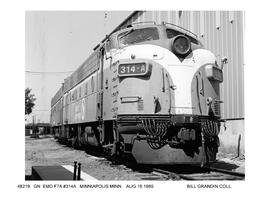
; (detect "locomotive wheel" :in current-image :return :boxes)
[71,136,77,148]
[204,137,219,162]
[111,141,123,156]
[111,122,123,156]
[72,136,82,150]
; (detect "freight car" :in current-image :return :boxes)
[51,22,226,164]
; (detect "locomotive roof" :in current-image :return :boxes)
[93,22,199,51]
[111,22,198,41]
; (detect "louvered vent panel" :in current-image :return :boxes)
[137,100,144,111]
[213,100,221,116]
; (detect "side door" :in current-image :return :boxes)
[96,43,112,121]
[102,41,113,120]
[96,48,104,120]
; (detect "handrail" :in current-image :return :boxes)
[120,96,142,103]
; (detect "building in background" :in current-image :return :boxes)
[25,123,51,136]
[110,11,244,156]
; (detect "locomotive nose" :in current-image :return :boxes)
[117,59,171,115]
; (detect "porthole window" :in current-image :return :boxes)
[91,76,94,93]
[71,91,74,101]
[85,82,88,95]
[73,89,77,100]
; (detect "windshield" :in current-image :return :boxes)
[118,27,159,47]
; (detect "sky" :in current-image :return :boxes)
[25,11,132,123]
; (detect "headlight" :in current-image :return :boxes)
[172,35,191,55]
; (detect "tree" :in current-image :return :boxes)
[25,88,36,115]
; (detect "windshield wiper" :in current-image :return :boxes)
[118,29,134,40]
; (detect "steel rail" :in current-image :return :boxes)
[200,165,245,178]
[152,166,245,180]
[152,168,196,180]
[57,137,245,180]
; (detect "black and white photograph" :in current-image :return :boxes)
[25,11,245,181]
[2,1,270,208]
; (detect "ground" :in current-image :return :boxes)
[25,136,245,180]
[216,153,245,173]
[25,136,153,180]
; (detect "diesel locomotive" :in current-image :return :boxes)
[51,22,226,164]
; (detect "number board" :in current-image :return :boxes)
[118,63,147,77]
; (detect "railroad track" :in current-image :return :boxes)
[151,165,245,180]
[57,139,245,180]
[100,152,245,180]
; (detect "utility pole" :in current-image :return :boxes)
[32,115,35,134]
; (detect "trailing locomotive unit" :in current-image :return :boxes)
[51,22,226,164]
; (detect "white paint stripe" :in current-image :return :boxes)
[62,165,97,181]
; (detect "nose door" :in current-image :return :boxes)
[118,77,151,115]
[167,65,195,115]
